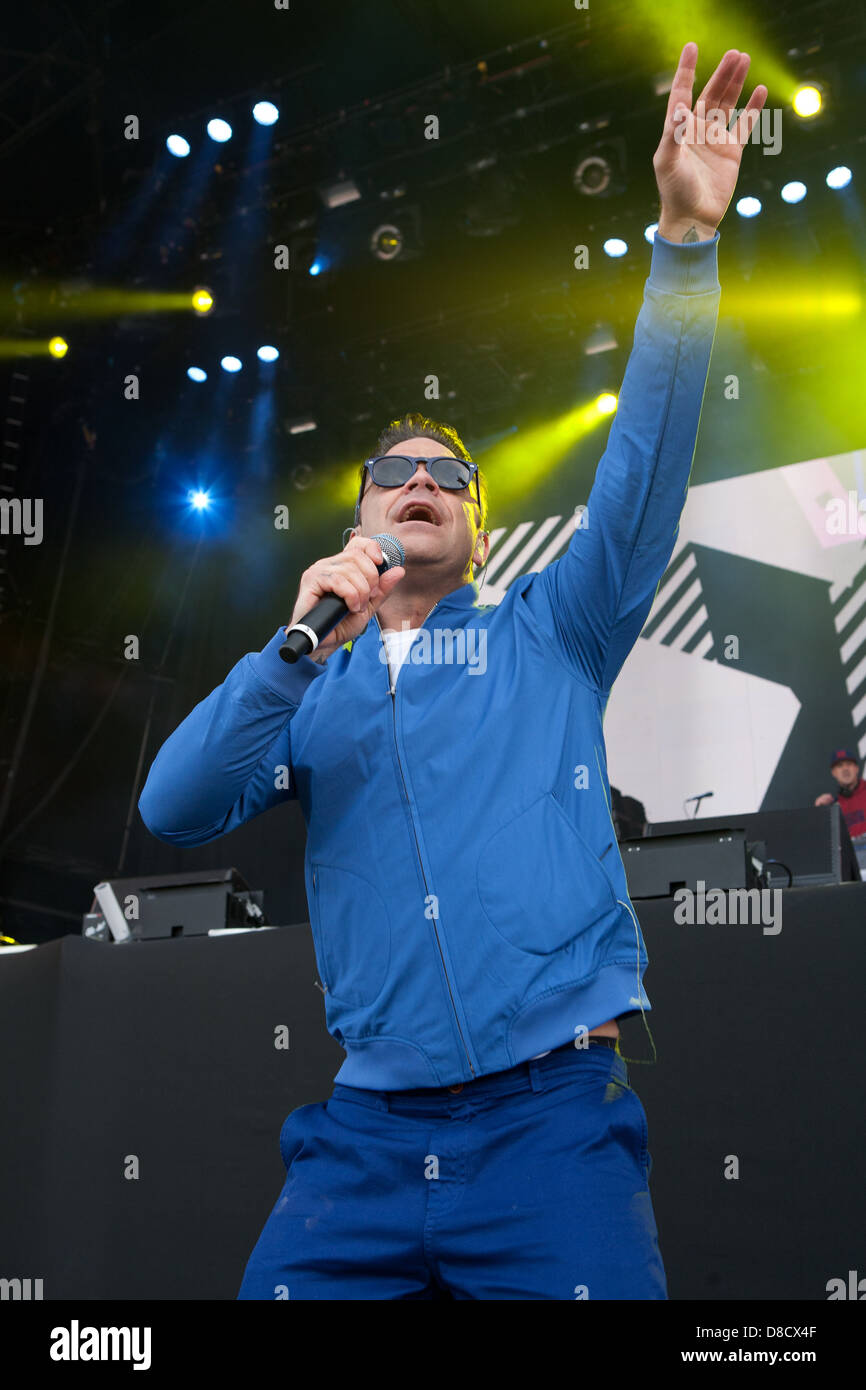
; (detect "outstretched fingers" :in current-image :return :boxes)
[697,49,747,120]
[732,84,769,145]
[665,41,698,123]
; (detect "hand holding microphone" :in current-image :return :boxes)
[280,533,405,664]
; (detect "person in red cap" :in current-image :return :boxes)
[815,748,866,876]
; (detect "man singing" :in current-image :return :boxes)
[139,43,766,1299]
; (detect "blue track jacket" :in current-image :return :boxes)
[139,231,721,1090]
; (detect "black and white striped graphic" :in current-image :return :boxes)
[830,545,866,761]
[480,514,578,605]
[640,542,715,658]
[484,520,715,659]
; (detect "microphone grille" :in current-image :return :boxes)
[373,533,405,569]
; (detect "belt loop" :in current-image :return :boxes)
[610,1048,629,1090]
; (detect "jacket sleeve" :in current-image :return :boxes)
[137,625,325,846]
[530,229,722,694]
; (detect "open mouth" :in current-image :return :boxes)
[397,504,440,525]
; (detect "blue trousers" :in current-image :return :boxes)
[237,1038,667,1300]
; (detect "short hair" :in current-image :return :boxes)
[356,411,489,533]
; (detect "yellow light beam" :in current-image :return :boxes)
[329,399,617,521]
[722,287,862,319]
[478,398,615,514]
[0,286,204,322]
[629,4,803,108]
[0,338,70,358]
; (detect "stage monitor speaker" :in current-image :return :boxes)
[618,828,763,900]
[84,868,267,942]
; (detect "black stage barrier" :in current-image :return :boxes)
[1,884,865,1301]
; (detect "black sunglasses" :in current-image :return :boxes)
[355,455,482,523]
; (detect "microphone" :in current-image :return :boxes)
[279,532,405,664]
[684,790,714,820]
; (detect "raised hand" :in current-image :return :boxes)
[653,42,768,243]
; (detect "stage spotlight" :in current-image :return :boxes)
[291,464,313,490]
[187,367,207,382]
[583,324,618,357]
[220,356,242,373]
[319,179,362,209]
[189,490,212,510]
[252,101,279,126]
[49,336,68,358]
[286,417,317,435]
[309,259,325,276]
[166,135,191,158]
[191,287,214,314]
[792,85,822,118]
[207,118,232,143]
[370,225,403,261]
[257,345,279,362]
[573,155,612,196]
[736,196,762,217]
[603,238,628,258]
[781,181,807,203]
[644,223,658,242]
[595,392,617,415]
[827,166,852,189]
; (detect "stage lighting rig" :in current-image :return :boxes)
[191,287,214,315]
[583,324,618,356]
[319,178,362,209]
[369,204,423,262]
[572,138,626,198]
[792,83,824,118]
[371,224,403,261]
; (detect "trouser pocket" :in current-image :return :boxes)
[278,1103,319,1170]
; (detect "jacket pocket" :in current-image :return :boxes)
[476,791,618,955]
[309,862,392,1007]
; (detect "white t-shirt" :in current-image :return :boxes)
[381,627,422,683]
[382,626,551,1058]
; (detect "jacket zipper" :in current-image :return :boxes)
[376,606,476,1077]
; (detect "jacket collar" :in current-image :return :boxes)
[344,579,482,657]
[432,579,481,611]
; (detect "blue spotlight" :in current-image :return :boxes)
[166,135,191,158]
[220,356,242,373]
[252,101,279,126]
[736,196,762,217]
[257,345,279,362]
[207,119,233,143]
[189,489,212,511]
[309,259,325,276]
[826,166,852,190]
[644,223,658,243]
[187,366,207,382]
[781,181,807,203]
[603,238,628,258]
